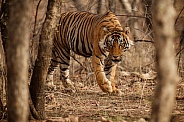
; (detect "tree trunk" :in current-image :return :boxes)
[0,39,5,119]
[0,0,9,50]
[142,0,153,38]
[119,0,132,14]
[151,0,179,122]
[0,0,9,119]
[29,0,59,119]
[132,0,140,40]
[108,0,116,13]
[6,0,32,121]
[72,0,85,11]
[97,0,102,14]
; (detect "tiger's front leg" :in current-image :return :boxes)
[92,55,113,93]
[104,58,122,96]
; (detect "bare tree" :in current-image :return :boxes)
[29,0,59,119]
[72,0,85,11]
[119,0,132,14]
[151,0,179,122]
[108,0,116,13]
[143,0,152,32]
[97,0,102,14]
[6,0,32,121]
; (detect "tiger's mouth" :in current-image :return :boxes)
[112,59,121,63]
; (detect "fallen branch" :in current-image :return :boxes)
[133,39,154,43]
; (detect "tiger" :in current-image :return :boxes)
[46,11,132,95]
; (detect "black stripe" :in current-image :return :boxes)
[98,44,107,57]
[95,54,104,65]
[95,71,105,78]
[95,61,101,66]
[51,59,62,64]
[105,71,111,76]
[54,44,70,62]
[104,65,113,71]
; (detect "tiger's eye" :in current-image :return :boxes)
[111,35,115,39]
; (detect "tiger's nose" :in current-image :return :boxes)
[112,55,121,62]
[113,56,119,59]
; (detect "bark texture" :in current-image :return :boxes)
[29,0,59,119]
[151,0,179,122]
[7,0,32,121]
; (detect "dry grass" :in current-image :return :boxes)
[45,52,184,121]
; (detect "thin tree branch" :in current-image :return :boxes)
[70,54,88,72]
[176,47,184,57]
[33,0,42,37]
[116,14,150,19]
[175,6,184,26]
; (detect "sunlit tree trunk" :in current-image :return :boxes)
[29,0,59,119]
[151,0,179,122]
[0,40,5,119]
[0,0,9,119]
[0,0,9,50]
[6,0,32,121]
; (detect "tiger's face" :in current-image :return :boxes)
[106,33,130,62]
[99,27,131,63]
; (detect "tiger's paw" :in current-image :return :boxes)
[112,88,123,96]
[98,80,113,93]
[62,79,76,93]
[45,81,56,91]
[45,75,56,91]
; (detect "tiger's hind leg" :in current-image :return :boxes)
[104,58,122,96]
[57,47,76,93]
[47,48,75,92]
[46,56,59,91]
[59,63,76,92]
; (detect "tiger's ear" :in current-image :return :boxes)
[103,27,108,32]
[123,26,130,35]
[103,27,109,34]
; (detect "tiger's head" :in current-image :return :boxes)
[99,26,132,63]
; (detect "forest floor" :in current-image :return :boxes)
[44,74,184,122]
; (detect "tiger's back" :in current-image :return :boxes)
[55,11,98,57]
[54,11,123,57]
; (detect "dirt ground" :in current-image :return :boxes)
[45,74,184,122]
